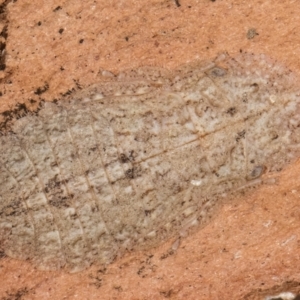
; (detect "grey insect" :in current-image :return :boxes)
[1,52,300,272]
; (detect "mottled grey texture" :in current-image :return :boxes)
[1,53,300,272]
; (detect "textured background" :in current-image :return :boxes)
[1,0,300,299]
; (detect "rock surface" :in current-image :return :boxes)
[0,0,300,299]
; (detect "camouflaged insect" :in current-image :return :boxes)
[1,53,300,272]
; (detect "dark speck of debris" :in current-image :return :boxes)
[58,28,64,34]
[125,36,129,41]
[34,82,49,95]
[160,289,174,298]
[0,62,5,71]
[174,0,181,7]
[0,41,5,52]
[226,107,237,116]
[236,130,246,142]
[73,79,82,90]
[1,103,28,122]
[2,287,29,300]
[61,88,75,97]
[37,21,42,26]
[0,25,8,39]
[53,6,62,12]
[247,28,259,39]
[119,153,129,163]
[125,168,135,179]
[79,39,84,44]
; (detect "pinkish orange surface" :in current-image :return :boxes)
[1,0,300,299]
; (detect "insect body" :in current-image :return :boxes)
[0,53,299,272]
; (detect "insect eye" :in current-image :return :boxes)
[248,165,266,180]
[209,67,227,77]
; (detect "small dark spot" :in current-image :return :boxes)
[53,6,62,12]
[144,210,153,216]
[226,107,237,116]
[0,250,6,258]
[0,63,5,70]
[160,249,174,260]
[60,66,65,71]
[0,39,6,71]
[174,0,181,7]
[0,41,6,52]
[125,168,134,179]
[58,28,64,34]
[2,103,27,121]
[0,102,37,133]
[0,25,8,39]
[37,21,42,26]
[137,266,145,276]
[160,289,174,298]
[247,28,259,40]
[250,159,255,164]
[120,153,129,163]
[250,82,259,92]
[2,287,29,300]
[79,38,84,44]
[73,79,82,90]
[34,82,49,95]
[113,285,123,292]
[61,88,75,97]
[97,267,107,274]
[236,130,246,142]
[125,36,129,41]
[0,1,9,15]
